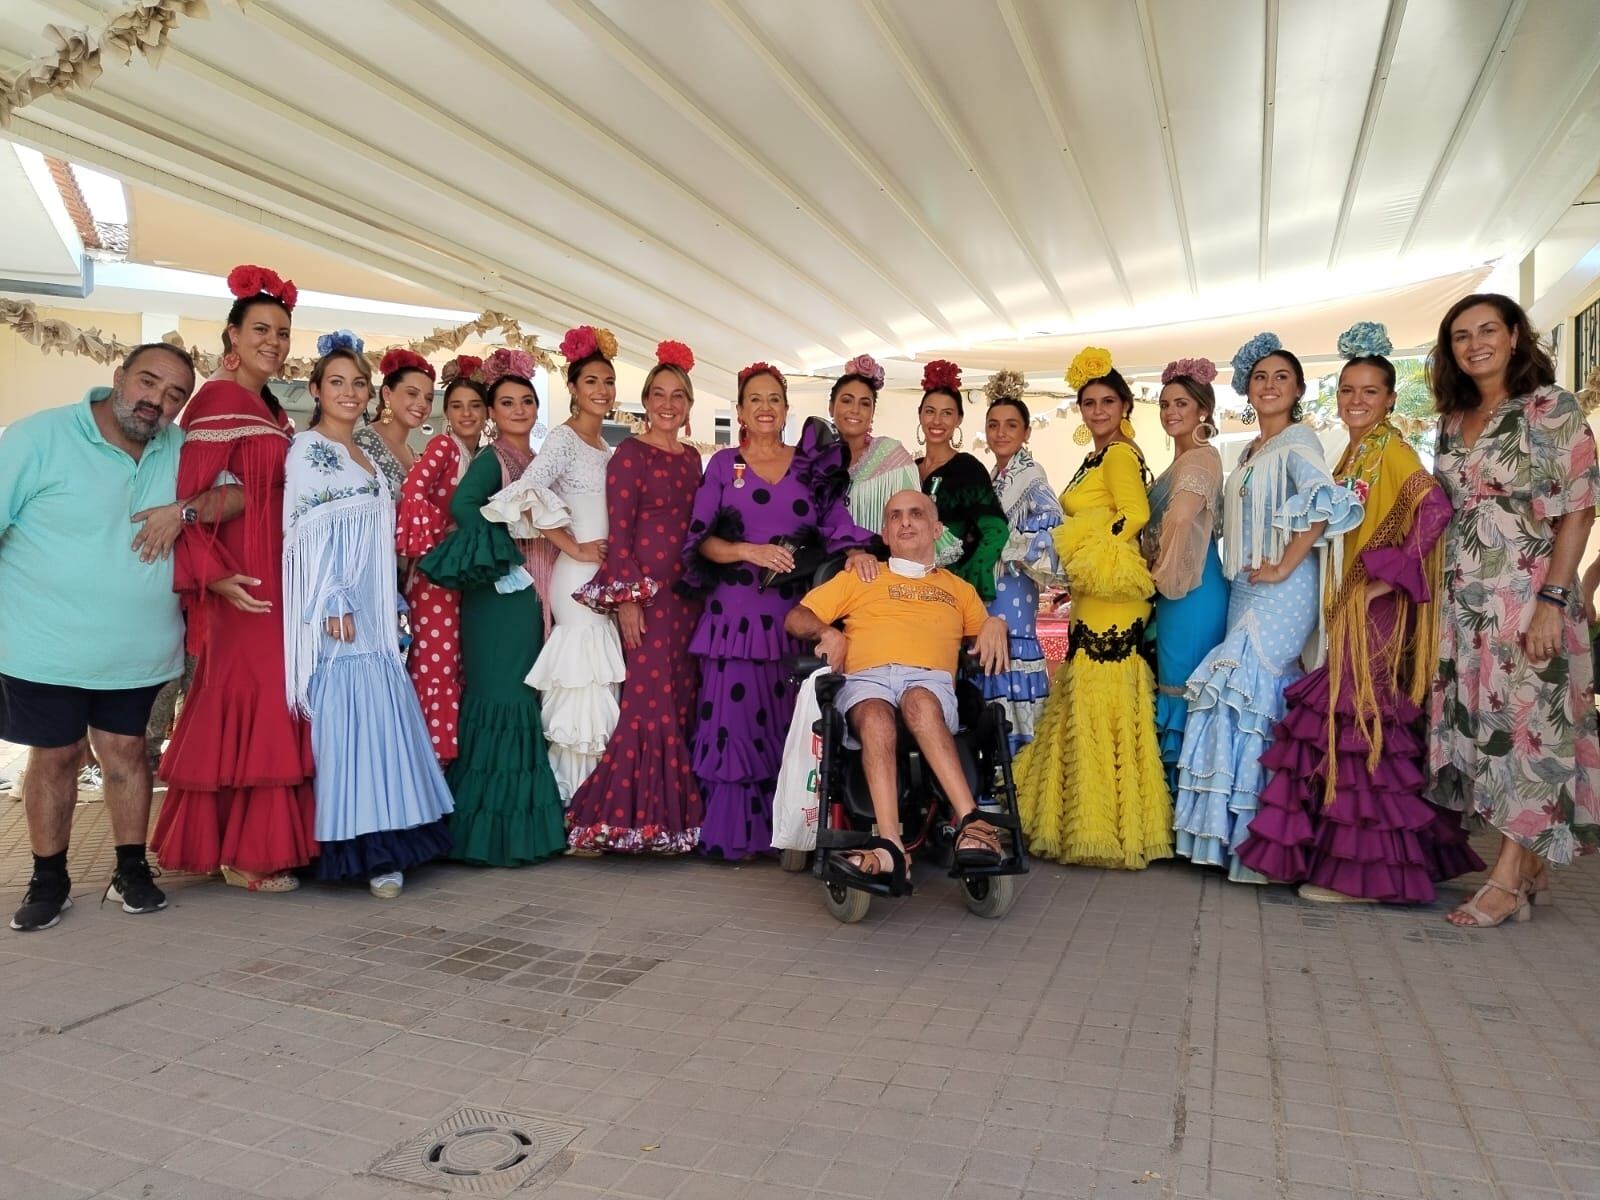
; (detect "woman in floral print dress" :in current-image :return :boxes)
[1429,292,1600,927]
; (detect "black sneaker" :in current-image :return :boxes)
[11,872,72,932]
[104,858,166,915]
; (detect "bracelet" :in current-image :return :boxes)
[1540,584,1572,600]
[1536,593,1567,609]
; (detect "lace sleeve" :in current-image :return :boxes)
[1151,450,1220,600]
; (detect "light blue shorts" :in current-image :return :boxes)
[837,664,958,747]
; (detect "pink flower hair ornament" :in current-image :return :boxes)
[482,347,537,390]
[1161,357,1217,386]
[738,361,787,391]
[842,353,885,390]
[560,324,618,363]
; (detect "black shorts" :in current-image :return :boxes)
[0,674,167,749]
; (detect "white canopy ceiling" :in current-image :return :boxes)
[3,0,1600,398]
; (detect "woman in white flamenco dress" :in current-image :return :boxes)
[483,333,627,804]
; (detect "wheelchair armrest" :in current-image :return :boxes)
[787,654,828,684]
[814,672,847,706]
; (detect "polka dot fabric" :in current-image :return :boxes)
[398,434,468,764]
[567,439,705,853]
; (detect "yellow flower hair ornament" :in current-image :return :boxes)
[1066,346,1114,392]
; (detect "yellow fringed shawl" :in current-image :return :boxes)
[1320,422,1444,804]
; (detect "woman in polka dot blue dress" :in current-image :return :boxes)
[1173,335,1362,880]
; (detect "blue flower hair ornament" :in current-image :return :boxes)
[316,329,365,357]
[1230,331,1282,391]
[1336,320,1393,360]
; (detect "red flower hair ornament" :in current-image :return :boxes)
[378,348,437,382]
[921,359,962,394]
[738,361,786,391]
[655,339,695,373]
[226,263,298,312]
[441,355,485,386]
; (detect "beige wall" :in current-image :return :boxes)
[0,308,142,426]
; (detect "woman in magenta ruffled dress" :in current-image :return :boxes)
[1238,325,1482,902]
[567,342,704,853]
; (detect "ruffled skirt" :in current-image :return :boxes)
[1015,620,1172,870]
[1238,662,1483,901]
[978,571,1050,753]
[307,649,455,881]
[1153,551,1229,792]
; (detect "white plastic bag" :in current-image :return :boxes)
[771,669,825,850]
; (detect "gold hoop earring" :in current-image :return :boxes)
[1194,420,1216,446]
[916,425,926,446]
[952,427,963,449]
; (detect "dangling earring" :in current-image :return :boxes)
[952,427,963,449]
[916,425,926,446]
[683,414,692,438]
[221,351,241,373]
[1241,403,1257,425]
[1073,423,1092,446]
[1290,399,1304,423]
[484,418,499,442]
[1194,420,1217,446]
[1118,417,1136,440]
[381,402,394,426]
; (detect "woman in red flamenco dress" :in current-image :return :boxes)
[396,360,488,765]
[152,266,316,892]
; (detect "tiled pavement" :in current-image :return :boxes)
[0,760,1598,1199]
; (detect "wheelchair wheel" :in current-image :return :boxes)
[959,873,1016,919]
[779,848,811,873]
[823,880,871,924]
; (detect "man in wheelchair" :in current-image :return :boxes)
[784,490,1012,895]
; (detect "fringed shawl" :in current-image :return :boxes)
[1320,422,1443,803]
[281,433,397,716]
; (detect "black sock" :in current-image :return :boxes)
[34,851,68,878]
[115,843,146,869]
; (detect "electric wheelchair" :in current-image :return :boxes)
[786,652,1030,924]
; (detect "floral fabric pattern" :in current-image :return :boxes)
[1429,385,1600,862]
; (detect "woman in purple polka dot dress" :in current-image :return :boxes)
[567,343,705,853]
[682,363,876,859]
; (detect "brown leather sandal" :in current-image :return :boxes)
[953,812,1004,868]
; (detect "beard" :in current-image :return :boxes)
[109,386,163,443]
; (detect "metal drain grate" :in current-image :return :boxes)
[369,1106,581,1195]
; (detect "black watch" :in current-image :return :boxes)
[180,504,198,526]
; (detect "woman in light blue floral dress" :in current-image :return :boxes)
[283,348,454,899]
[1173,335,1361,880]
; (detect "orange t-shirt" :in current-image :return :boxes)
[798,567,990,676]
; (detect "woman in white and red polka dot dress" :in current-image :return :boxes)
[396,364,488,766]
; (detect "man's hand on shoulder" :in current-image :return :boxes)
[973,615,1009,676]
[817,627,849,673]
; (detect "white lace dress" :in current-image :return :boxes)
[483,425,625,803]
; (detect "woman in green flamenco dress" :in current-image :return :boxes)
[417,353,565,866]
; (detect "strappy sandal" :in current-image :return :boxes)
[1521,867,1551,906]
[953,812,1004,869]
[829,838,913,897]
[1447,879,1529,928]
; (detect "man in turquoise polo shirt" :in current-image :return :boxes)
[0,342,196,931]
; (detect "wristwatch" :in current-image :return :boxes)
[180,503,199,526]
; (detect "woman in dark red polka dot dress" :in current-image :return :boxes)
[396,362,487,766]
[567,342,705,852]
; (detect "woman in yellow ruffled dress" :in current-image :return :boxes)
[1015,348,1172,869]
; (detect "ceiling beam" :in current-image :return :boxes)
[11,90,691,371]
[1397,0,1527,258]
[532,0,966,343]
[241,2,852,363]
[1327,0,1407,269]
[386,0,916,357]
[712,0,1047,332]
[994,0,1135,310]
[1133,0,1198,296]
[1255,0,1280,283]
[856,0,1068,325]
[157,44,771,373]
